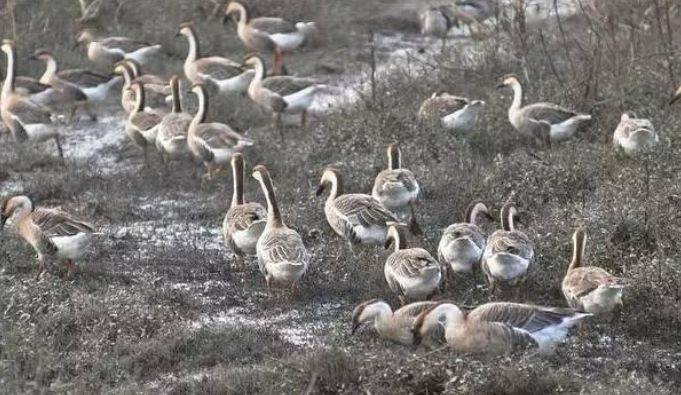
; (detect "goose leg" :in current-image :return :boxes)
[84,102,97,121]
[301,110,308,128]
[408,201,422,235]
[273,51,284,75]
[54,135,64,159]
[64,259,76,279]
[273,113,285,143]
[291,282,300,297]
[35,257,46,281]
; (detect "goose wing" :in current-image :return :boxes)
[100,37,156,53]
[227,202,267,232]
[469,302,581,333]
[262,76,316,97]
[374,169,419,196]
[487,230,534,259]
[334,194,397,228]
[389,249,440,279]
[130,111,162,131]
[194,123,253,149]
[31,208,94,237]
[259,228,308,264]
[195,57,245,80]
[15,77,51,94]
[58,69,112,87]
[418,95,469,119]
[563,267,624,298]
[136,74,168,86]
[249,17,297,34]
[394,301,439,318]
[7,98,53,125]
[521,102,578,125]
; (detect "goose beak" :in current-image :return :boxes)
[222,14,232,25]
[351,321,361,335]
[0,214,7,228]
[495,83,506,89]
[670,94,681,106]
[315,184,325,197]
[72,41,80,50]
[384,237,393,250]
[412,328,423,346]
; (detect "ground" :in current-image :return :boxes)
[1,0,681,393]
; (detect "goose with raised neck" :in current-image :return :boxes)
[126,81,162,164]
[438,200,492,276]
[351,299,438,345]
[155,75,191,161]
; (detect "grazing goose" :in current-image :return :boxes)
[178,23,252,94]
[452,0,497,38]
[1,40,63,157]
[372,143,421,234]
[155,76,192,162]
[497,74,591,145]
[419,6,456,38]
[225,1,317,75]
[223,153,267,265]
[613,113,658,156]
[562,228,625,315]
[384,224,442,305]
[316,167,398,253]
[33,49,120,104]
[480,203,534,295]
[244,56,327,137]
[75,29,162,67]
[351,299,438,345]
[126,81,162,164]
[438,201,491,277]
[417,91,485,132]
[411,301,591,354]
[1,195,98,279]
[188,84,254,178]
[252,165,309,294]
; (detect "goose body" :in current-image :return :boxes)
[438,201,490,274]
[498,75,591,144]
[317,167,398,247]
[412,302,591,354]
[419,6,456,38]
[562,229,625,315]
[223,154,267,261]
[126,81,162,163]
[351,300,438,345]
[417,92,484,132]
[155,76,191,160]
[114,62,168,114]
[252,165,308,294]
[76,30,162,67]
[1,196,97,279]
[613,113,658,155]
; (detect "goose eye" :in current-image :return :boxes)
[507,247,519,255]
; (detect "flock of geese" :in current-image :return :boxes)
[1,1,678,357]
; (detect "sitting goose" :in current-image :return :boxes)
[155,76,192,162]
[223,153,267,266]
[438,201,492,276]
[384,224,442,305]
[417,91,485,132]
[316,167,398,253]
[244,56,327,138]
[613,113,658,156]
[497,74,591,145]
[411,301,591,354]
[188,84,253,179]
[75,29,162,67]
[252,165,309,294]
[126,81,162,164]
[225,1,317,75]
[562,228,625,315]
[178,23,252,94]
[372,143,421,234]
[1,195,98,279]
[1,40,63,157]
[351,299,438,345]
[480,203,534,295]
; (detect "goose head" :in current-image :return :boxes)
[177,22,196,38]
[411,302,464,346]
[1,39,15,55]
[1,195,33,228]
[568,227,587,271]
[74,29,96,48]
[315,167,342,198]
[29,48,53,62]
[224,2,247,24]
[496,74,521,89]
[351,299,391,335]
[468,100,486,109]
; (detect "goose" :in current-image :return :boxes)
[438,201,492,277]
[419,6,456,38]
[188,83,254,178]
[32,49,120,104]
[155,76,192,162]
[411,301,591,355]
[613,113,658,156]
[384,223,442,305]
[480,203,534,295]
[244,56,327,137]
[178,22,252,94]
[223,153,267,265]
[123,59,171,107]
[1,195,98,279]
[252,165,309,294]
[126,81,162,164]
[1,40,63,157]
[497,74,591,145]
[562,228,625,315]
[416,92,485,132]
[113,62,167,114]
[74,29,162,67]
[351,299,438,345]
[224,1,317,75]
[372,143,421,234]
[316,167,398,254]
[452,0,497,38]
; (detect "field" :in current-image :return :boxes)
[1,0,681,393]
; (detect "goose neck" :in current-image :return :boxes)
[133,86,145,113]
[2,46,16,98]
[509,82,523,114]
[192,88,208,127]
[170,80,182,113]
[40,56,58,85]
[185,29,200,64]
[258,173,283,227]
[231,160,244,207]
[569,231,586,271]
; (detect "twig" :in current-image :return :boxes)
[410,345,449,362]
[538,29,566,98]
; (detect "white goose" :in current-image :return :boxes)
[613,113,658,156]
[438,201,491,276]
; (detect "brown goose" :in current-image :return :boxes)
[126,81,162,164]
[155,76,192,162]
[75,29,162,67]
[351,299,438,345]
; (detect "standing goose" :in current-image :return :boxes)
[351,299,438,345]
[316,167,398,253]
[113,62,168,114]
[223,153,267,266]
[188,84,254,178]
[416,91,485,132]
[123,59,171,107]
[155,76,192,162]
[438,201,492,276]
[481,203,534,295]
[252,165,309,294]
[613,113,658,156]
[224,2,317,75]
[372,143,421,234]
[562,228,625,315]
[244,56,327,137]
[384,224,442,305]
[75,29,162,67]
[1,40,63,157]
[126,81,162,164]
[178,23,252,94]
[1,195,98,279]
[411,301,591,354]
[497,74,591,145]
